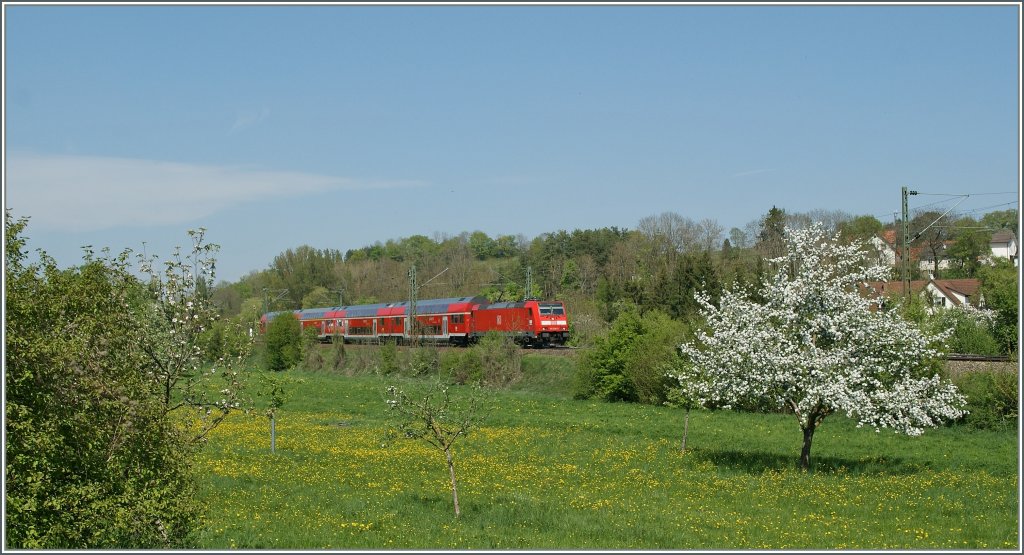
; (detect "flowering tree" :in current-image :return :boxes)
[670,224,966,471]
[383,380,489,518]
[136,228,250,443]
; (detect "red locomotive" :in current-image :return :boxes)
[259,296,569,347]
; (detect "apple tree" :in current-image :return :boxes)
[669,224,966,471]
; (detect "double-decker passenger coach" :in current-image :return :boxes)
[260,296,569,347]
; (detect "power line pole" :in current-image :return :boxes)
[408,264,418,341]
[524,266,533,301]
[901,186,918,301]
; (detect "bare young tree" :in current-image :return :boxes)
[384,380,490,518]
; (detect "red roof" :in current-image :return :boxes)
[861,280,929,299]
[930,279,981,306]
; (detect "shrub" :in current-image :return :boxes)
[326,337,346,372]
[574,307,685,404]
[377,341,400,375]
[265,313,301,371]
[441,334,522,387]
[928,305,1002,356]
[409,346,440,377]
[953,369,1019,430]
[441,348,484,385]
[302,327,324,370]
[475,333,523,387]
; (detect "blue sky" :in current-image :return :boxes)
[4,3,1020,282]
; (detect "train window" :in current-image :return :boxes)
[540,304,565,315]
[451,314,465,324]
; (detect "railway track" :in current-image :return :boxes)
[944,353,1013,363]
[318,342,582,356]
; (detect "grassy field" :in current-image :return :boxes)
[193,355,1019,549]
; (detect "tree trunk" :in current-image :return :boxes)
[270,414,276,454]
[445,446,461,518]
[680,407,690,453]
[799,423,815,471]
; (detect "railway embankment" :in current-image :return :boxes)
[944,356,1018,379]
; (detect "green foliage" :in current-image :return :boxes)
[944,227,991,278]
[927,307,1002,356]
[837,214,884,241]
[469,231,497,260]
[4,211,248,548]
[756,206,787,258]
[265,313,301,371]
[326,337,347,372]
[377,341,401,375]
[441,348,484,384]
[269,245,345,306]
[409,346,440,377]
[952,370,1019,430]
[302,327,325,369]
[302,286,336,309]
[442,333,523,387]
[978,259,1019,354]
[574,308,686,404]
[979,208,1018,237]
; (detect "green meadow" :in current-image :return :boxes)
[194,356,1018,550]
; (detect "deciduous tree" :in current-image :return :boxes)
[670,224,966,471]
[4,212,248,548]
[383,381,489,518]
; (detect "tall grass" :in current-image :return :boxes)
[194,364,1018,550]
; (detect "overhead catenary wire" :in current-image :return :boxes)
[913,191,1016,196]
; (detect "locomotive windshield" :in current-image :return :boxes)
[538,303,565,316]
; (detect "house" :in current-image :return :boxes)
[924,278,982,308]
[860,279,929,311]
[917,241,954,273]
[868,232,899,267]
[861,278,983,313]
[871,228,1018,272]
[869,230,926,268]
[989,229,1018,266]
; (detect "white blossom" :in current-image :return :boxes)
[670,223,967,467]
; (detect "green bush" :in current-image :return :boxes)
[302,327,324,370]
[574,307,686,404]
[441,348,484,385]
[441,333,522,387]
[377,341,400,375]
[928,307,1002,356]
[326,337,346,372]
[409,346,440,377]
[953,370,1019,430]
[978,260,1019,355]
[264,313,301,371]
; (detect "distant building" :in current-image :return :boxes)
[870,228,1018,272]
[988,229,1018,266]
[925,278,982,308]
[861,278,983,313]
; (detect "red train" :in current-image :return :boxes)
[259,296,569,347]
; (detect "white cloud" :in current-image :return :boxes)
[5,152,423,232]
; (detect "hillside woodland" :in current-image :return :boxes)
[211,206,1018,354]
